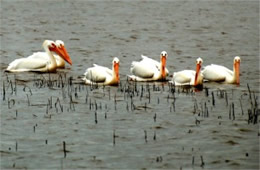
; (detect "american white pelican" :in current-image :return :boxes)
[170,57,203,86]
[27,40,72,68]
[202,56,240,85]
[82,57,120,86]
[6,40,71,72]
[128,51,169,81]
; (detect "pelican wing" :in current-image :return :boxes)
[141,55,169,75]
[6,57,48,72]
[141,55,159,65]
[93,64,113,76]
[173,70,195,85]
[130,61,156,78]
[202,64,232,81]
[28,52,59,60]
[27,52,64,66]
[84,66,111,83]
[27,52,49,60]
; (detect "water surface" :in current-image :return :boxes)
[0,1,259,169]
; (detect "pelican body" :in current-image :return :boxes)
[27,40,72,68]
[171,58,203,86]
[128,51,169,81]
[82,57,120,86]
[6,40,71,72]
[202,56,240,85]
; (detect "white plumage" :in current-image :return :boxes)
[82,57,120,86]
[171,57,203,86]
[27,40,72,68]
[128,51,169,81]
[202,56,241,84]
[6,40,71,72]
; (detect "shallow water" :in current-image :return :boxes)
[0,0,259,169]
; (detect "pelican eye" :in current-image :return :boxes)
[51,43,56,48]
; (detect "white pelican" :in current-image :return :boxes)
[202,56,240,85]
[27,40,72,68]
[82,57,120,86]
[170,57,203,86]
[6,40,71,72]
[128,51,169,81]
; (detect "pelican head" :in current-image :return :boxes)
[161,51,168,58]
[160,51,168,79]
[234,56,241,63]
[55,40,72,65]
[55,40,64,47]
[43,40,61,55]
[113,57,120,64]
[196,57,203,65]
[233,56,240,85]
[43,40,56,49]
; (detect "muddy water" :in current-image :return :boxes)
[0,0,259,169]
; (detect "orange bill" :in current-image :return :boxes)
[49,44,64,60]
[235,61,240,85]
[57,45,72,65]
[114,62,120,81]
[194,62,201,86]
[161,55,167,79]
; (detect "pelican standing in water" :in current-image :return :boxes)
[6,40,71,72]
[82,57,120,86]
[202,56,241,85]
[128,51,169,81]
[27,40,72,68]
[170,57,203,87]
